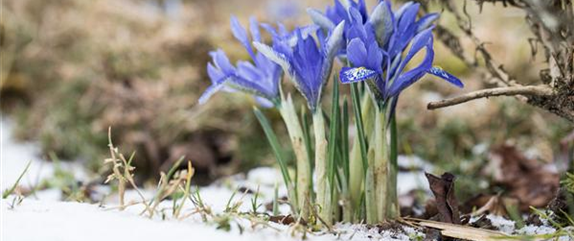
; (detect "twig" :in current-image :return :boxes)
[403,217,511,241]
[427,85,553,109]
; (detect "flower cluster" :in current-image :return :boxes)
[199,0,464,225]
[199,17,282,107]
[310,0,463,102]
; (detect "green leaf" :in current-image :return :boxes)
[327,79,340,194]
[301,106,314,173]
[341,99,350,182]
[350,83,368,174]
[3,160,32,199]
[253,107,293,189]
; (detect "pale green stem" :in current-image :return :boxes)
[349,93,374,221]
[278,95,311,219]
[340,177,353,222]
[374,108,389,221]
[365,139,378,224]
[388,114,399,219]
[312,110,331,225]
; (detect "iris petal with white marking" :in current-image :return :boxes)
[340,67,377,84]
[427,66,464,88]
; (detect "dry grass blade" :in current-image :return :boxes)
[403,218,512,241]
[174,161,195,219]
[105,127,152,214]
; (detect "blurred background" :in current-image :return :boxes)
[1,0,571,204]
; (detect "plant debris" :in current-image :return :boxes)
[425,172,461,224]
[268,215,305,225]
[484,144,560,211]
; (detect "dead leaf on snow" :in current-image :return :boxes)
[425,172,461,224]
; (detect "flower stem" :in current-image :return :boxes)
[349,92,373,221]
[374,107,389,221]
[278,95,311,219]
[365,143,378,224]
[312,110,331,225]
[388,111,399,218]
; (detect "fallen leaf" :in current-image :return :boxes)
[425,172,461,224]
[268,215,306,225]
[462,194,519,217]
[484,144,560,211]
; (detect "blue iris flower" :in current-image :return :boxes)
[254,21,346,112]
[333,1,463,102]
[307,0,367,36]
[307,0,367,56]
[199,16,282,107]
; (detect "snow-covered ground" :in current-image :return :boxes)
[1,118,426,241]
[4,117,567,241]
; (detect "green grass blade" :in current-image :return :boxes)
[127,151,136,166]
[166,156,185,181]
[3,160,32,199]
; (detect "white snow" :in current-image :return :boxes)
[1,118,424,241]
[485,214,516,234]
[468,215,573,240]
[2,194,421,241]
[4,116,571,241]
[1,118,88,189]
[397,155,433,195]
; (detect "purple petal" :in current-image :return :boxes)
[340,67,377,84]
[249,17,262,43]
[230,16,255,57]
[367,41,383,73]
[260,23,280,39]
[394,1,415,21]
[325,21,345,59]
[358,0,368,21]
[427,67,464,88]
[210,50,235,74]
[207,63,225,84]
[398,4,419,31]
[307,8,336,31]
[199,83,225,104]
[347,38,367,67]
[254,96,275,108]
[395,28,433,75]
[237,61,263,82]
[369,1,394,47]
[389,45,434,96]
[416,13,439,33]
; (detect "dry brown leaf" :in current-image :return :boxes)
[425,172,461,224]
[485,144,560,211]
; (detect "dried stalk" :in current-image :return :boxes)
[428,85,553,109]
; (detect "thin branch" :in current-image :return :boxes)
[427,85,553,110]
[442,1,519,88]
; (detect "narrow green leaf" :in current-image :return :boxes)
[327,79,340,192]
[350,83,368,174]
[166,156,185,181]
[341,99,350,182]
[301,106,314,173]
[253,107,293,187]
[3,160,32,199]
[127,151,136,166]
